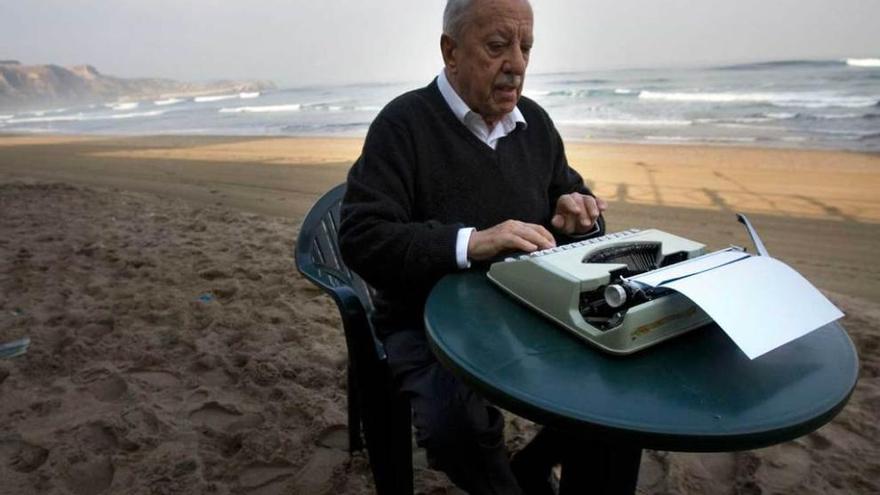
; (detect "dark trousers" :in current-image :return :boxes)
[384,330,642,495]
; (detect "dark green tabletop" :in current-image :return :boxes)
[424,271,859,452]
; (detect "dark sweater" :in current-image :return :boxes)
[339,78,595,335]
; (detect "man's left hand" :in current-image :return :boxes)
[551,192,608,235]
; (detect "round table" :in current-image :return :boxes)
[424,271,859,452]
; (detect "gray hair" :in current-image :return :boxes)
[443,0,531,39]
[443,0,474,39]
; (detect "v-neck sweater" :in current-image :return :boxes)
[339,78,595,335]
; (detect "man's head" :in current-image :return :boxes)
[441,0,534,127]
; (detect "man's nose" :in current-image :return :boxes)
[503,46,527,74]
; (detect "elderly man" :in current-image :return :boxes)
[340,0,639,493]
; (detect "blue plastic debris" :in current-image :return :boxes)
[0,337,30,359]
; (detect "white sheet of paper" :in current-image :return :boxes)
[629,250,751,287]
[657,256,844,359]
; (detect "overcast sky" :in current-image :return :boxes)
[2,0,878,87]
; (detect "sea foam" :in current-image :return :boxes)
[7,114,87,124]
[239,92,260,99]
[109,110,165,119]
[107,102,139,111]
[23,107,68,116]
[639,90,878,108]
[847,58,880,68]
[154,98,184,106]
[219,104,302,113]
[7,110,165,124]
[556,118,692,127]
[195,94,239,103]
[645,135,758,143]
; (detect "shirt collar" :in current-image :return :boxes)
[437,69,527,131]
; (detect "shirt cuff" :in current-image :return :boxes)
[455,227,475,269]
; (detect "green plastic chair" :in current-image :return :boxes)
[295,183,414,494]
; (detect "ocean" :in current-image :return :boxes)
[1,58,878,152]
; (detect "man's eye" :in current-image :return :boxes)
[522,45,532,55]
[488,42,506,52]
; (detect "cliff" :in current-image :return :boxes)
[0,61,275,109]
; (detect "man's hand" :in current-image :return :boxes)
[467,220,556,261]
[551,193,608,235]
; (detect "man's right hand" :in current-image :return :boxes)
[467,220,556,262]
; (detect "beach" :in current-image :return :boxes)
[1,134,878,494]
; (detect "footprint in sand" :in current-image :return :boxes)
[238,461,297,495]
[198,267,229,280]
[753,443,813,493]
[189,401,243,431]
[290,447,348,495]
[75,368,129,402]
[189,401,264,433]
[0,436,49,473]
[315,425,349,450]
[75,422,120,453]
[212,282,239,299]
[62,455,115,495]
[191,356,234,387]
[255,425,347,495]
[126,369,181,391]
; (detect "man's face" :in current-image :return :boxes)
[443,0,534,126]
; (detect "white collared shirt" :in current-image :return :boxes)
[437,69,526,150]
[436,69,528,269]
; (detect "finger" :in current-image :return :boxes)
[582,195,600,225]
[533,223,557,246]
[596,196,608,212]
[559,193,593,231]
[509,236,539,253]
[551,213,564,229]
[564,211,577,234]
[498,229,541,252]
[517,223,555,249]
[556,193,581,216]
[570,194,592,228]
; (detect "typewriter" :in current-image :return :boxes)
[487,215,841,356]
[488,227,716,354]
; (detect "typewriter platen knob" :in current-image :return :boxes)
[604,284,628,308]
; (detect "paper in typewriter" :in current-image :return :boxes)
[632,255,844,359]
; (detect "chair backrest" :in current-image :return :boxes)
[295,183,384,358]
[295,183,374,311]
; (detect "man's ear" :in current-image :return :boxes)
[440,34,457,74]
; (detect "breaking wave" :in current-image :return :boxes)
[717,58,880,70]
[154,98,184,106]
[6,110,165,124]
[644,135,759,143]
[107,102,139,111]
[847,58,880,68]
[556,118,692,127]
[717,59,841,70]
[194,94,239,103]
[638,90,878,108]
[219,104,302,113]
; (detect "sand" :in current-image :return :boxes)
[0,134,878,494]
